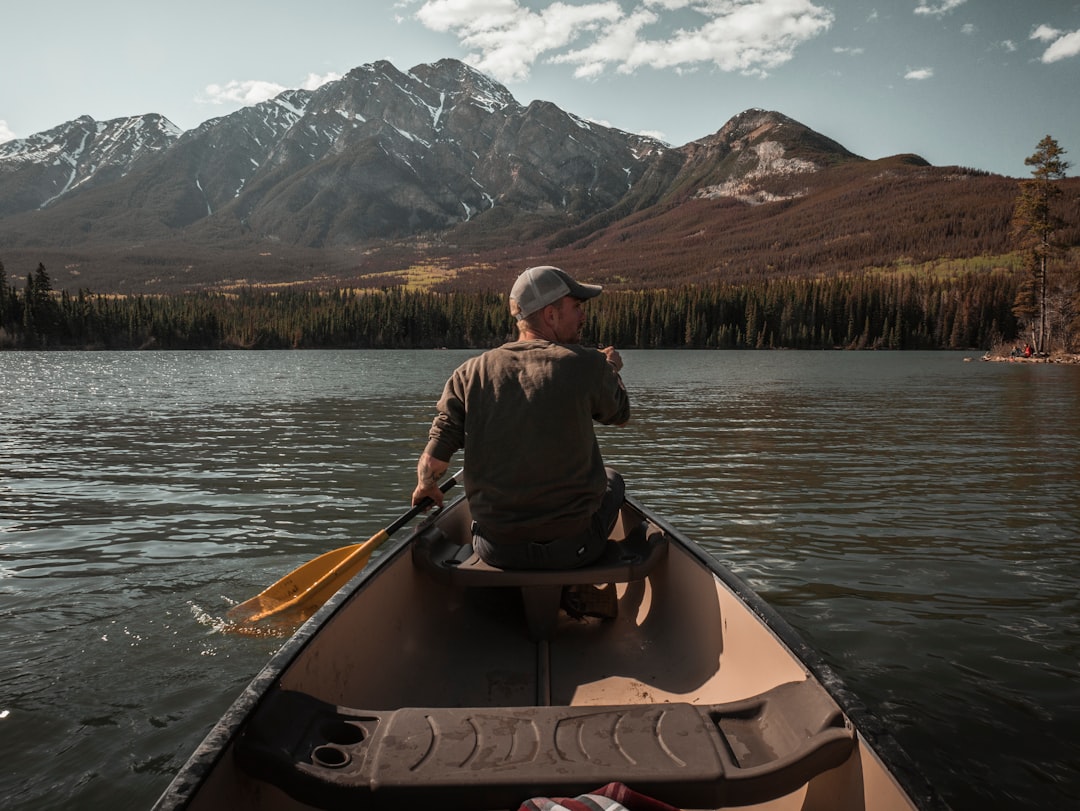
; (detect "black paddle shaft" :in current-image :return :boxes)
[386,469,463,535]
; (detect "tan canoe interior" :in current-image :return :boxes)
[188,502,919,811]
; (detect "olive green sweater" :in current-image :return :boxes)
[423,340,629,544]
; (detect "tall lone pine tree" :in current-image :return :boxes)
[1012,135,1071,353]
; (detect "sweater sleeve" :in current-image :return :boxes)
[423,369,466,462]
[592,353,630,426]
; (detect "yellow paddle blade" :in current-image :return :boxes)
[223,468,464,634]
[226,529,389,628]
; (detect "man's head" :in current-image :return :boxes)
[510,266,601,321]
[510,266,602,344]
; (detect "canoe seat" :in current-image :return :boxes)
[235,679,856,811]
[411,520,668,640]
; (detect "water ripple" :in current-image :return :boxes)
[1,350,1078,810]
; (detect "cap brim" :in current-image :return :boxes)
[565,279,602,300]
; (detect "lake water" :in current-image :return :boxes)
[1,350,1078,810]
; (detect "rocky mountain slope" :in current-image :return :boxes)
[1,58,1061,294]
[0,114,180,215]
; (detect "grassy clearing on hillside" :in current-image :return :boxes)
[867,254,1024,279]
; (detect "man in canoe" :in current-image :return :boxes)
[413,265,630,570]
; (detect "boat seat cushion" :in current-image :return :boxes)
[235,680,856,811]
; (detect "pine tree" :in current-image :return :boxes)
[0,260,16,346]
[1012,136,1070,353]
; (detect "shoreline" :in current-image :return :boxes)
[981,352,1080,364]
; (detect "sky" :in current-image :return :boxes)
[1,1,1078,178]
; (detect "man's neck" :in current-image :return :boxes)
[518,325,557,342]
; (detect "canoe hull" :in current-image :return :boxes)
[155,495,941,811]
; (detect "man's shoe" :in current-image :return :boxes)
[561,583,618,620]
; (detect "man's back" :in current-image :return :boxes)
[426,340,628,544]
[412,265,629,569]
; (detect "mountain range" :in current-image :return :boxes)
[0,58,1071,294]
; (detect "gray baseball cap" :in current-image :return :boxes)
[509,266,602,320]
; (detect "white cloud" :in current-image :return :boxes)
[0,119,16,143]
[554,8,662,78]
[580,115,666,141]
[637,128,668,142]
[905,67,934,80]
[914,0,966,16]
[833,46,865,55]
[1041,29,1080,63]
[302,72,343,90]
[415,0,623,82]
[198,79,289,107]
[1001,40,1017,53]
[1031,24,1062,43]
[197,72,340,108]
[1030,23,1080,63]
[412,0,834,82]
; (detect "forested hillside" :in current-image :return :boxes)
[1,262,1017,352]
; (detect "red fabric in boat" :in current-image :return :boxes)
[518,782,681,811]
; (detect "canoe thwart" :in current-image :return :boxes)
[235,680,856,810]
[410,520,669,639]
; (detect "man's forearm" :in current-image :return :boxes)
[417,453,450,487]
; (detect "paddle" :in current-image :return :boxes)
[227,468,464,628]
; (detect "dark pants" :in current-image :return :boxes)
[473,468,625,570]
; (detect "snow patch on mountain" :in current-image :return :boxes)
[695,140,816,204]
[0,114,181,210]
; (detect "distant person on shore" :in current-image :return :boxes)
[412,265,630,570]
[1024,343,1033,358]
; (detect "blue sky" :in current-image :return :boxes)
[1,1,1077,177]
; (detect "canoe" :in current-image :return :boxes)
[154,493,944,811]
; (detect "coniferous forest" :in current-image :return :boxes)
[1,260,1018,351]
